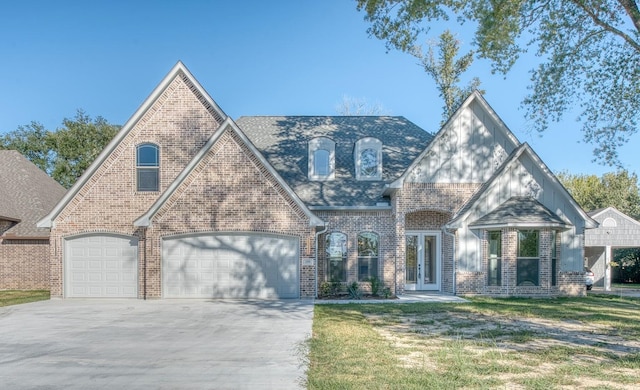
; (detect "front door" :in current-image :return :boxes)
[405,232,441,291]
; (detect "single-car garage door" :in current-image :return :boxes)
[163,233,299,298]
[65,234,138,298]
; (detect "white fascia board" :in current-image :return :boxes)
[590,206,640,227]
[308,205,392,211]
[38,61,226,229]
[468,222,573,231]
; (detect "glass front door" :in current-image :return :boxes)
[405,232,441,291]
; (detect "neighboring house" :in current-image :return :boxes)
[38,62,596,299]
[0,150,66,290]
[585,207,640,289]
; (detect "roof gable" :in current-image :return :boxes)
[448,143,597,229]
[388,91,520,189]
[38,61,226,228]
[589,206,640,228]
[134,118,323,227]
[0,150,66,238]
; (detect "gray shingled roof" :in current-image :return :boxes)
[0,150,66,238]
[469,196,569,228]
[236,116,433,207]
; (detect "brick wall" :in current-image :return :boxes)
[0,239,50,290]
[315,210,394,292]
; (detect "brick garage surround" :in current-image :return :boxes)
[144,128,317,298]
[0,239,50,290]
[48,73,225,297]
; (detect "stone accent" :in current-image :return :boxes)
[0,239,50,290]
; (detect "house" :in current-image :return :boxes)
[37,62,596,299]
[0,150,66,290]
[585,207,640,290]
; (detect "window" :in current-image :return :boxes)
[326,232,347,282]
[355,137,382,180]
[358,232,379,281]
[136,143,159,191]
[308,137,335,180]
[314,149,330,176]
[517,230,539,286]
[551,231,558,286]
[487,231,502,286]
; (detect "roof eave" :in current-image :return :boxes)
[468,222,573,231]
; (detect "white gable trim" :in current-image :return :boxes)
[38,61,226,228]
[590,206,640,228]
[134,118,324,228]
[384,91,520,193]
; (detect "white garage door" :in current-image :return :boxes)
[65,235,138,298]
[163,233,299,298]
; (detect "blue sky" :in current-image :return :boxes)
[1,0,637,176]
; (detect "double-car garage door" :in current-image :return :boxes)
[65,233,299,299]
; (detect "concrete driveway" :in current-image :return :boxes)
[0,299,313,389]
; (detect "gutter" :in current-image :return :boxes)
[314,223,328,298]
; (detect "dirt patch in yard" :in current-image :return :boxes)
[366,310,640,389]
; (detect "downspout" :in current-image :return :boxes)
[314,223,328,298]
[140,227,147,300]
[442,227,456,295]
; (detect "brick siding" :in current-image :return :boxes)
[0,239,50,290]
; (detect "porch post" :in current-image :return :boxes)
[604,245,612,291]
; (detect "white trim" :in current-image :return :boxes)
[590,206,640,228]
[308,137,335,181]
[308,205,392,211]
[354,137,382,181]
[404,230,442,291]
[38,61,227,229]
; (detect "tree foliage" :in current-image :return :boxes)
[411,29,482,123]
[0,110,119,188]
[356,0,640,166]
[557,170,640,218]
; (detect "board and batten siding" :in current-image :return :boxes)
[407,100,518,184]
[457,152,586,272]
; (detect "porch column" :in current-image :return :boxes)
[604,245,612,291]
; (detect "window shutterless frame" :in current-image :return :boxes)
[136,143,159,192]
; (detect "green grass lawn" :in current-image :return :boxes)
[0,290,49,307]
[307,295,640,389]
[612,283,640,290]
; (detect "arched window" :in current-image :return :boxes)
[136,143,159,192]
[355,137,382,180]
[358,232,379,281]
[309,137,335,180]
[325,232,347,282]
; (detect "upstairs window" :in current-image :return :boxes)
[308,137,335,181]
[136,143,159,192]
[355,137,382,180]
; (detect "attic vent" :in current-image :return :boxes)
[602,217,617,228]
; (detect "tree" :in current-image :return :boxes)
[356,0,640,166]
[556,170,640,218]
[0,110,119,188]
[335,95,390,115]
[411,29,482,123]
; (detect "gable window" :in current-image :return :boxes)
[136,143,159,192]
[309,137,335,181]
[326,232,347,282]
[355,137,382,180]
[487,231,502,286]
[517,230,539,286]
[358,232,379,281]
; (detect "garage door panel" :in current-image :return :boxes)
[65,235,138,298]
[163,234,299,298]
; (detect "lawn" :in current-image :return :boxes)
[307,295,640,389]
[0,290,49,307]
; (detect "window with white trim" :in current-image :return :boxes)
[355,137,382,180]
[326,232,347,282]
[487,231,502,286]
[308,137,335,180]
[136,143,159,192]
[517,230,539,286]
[358,232,379,281]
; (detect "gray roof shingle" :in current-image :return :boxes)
[235,116,433,207]
[469,196,569,228]
[0,150,66,238]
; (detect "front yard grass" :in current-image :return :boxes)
[0,290,49,307]
[308,295,640,389]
